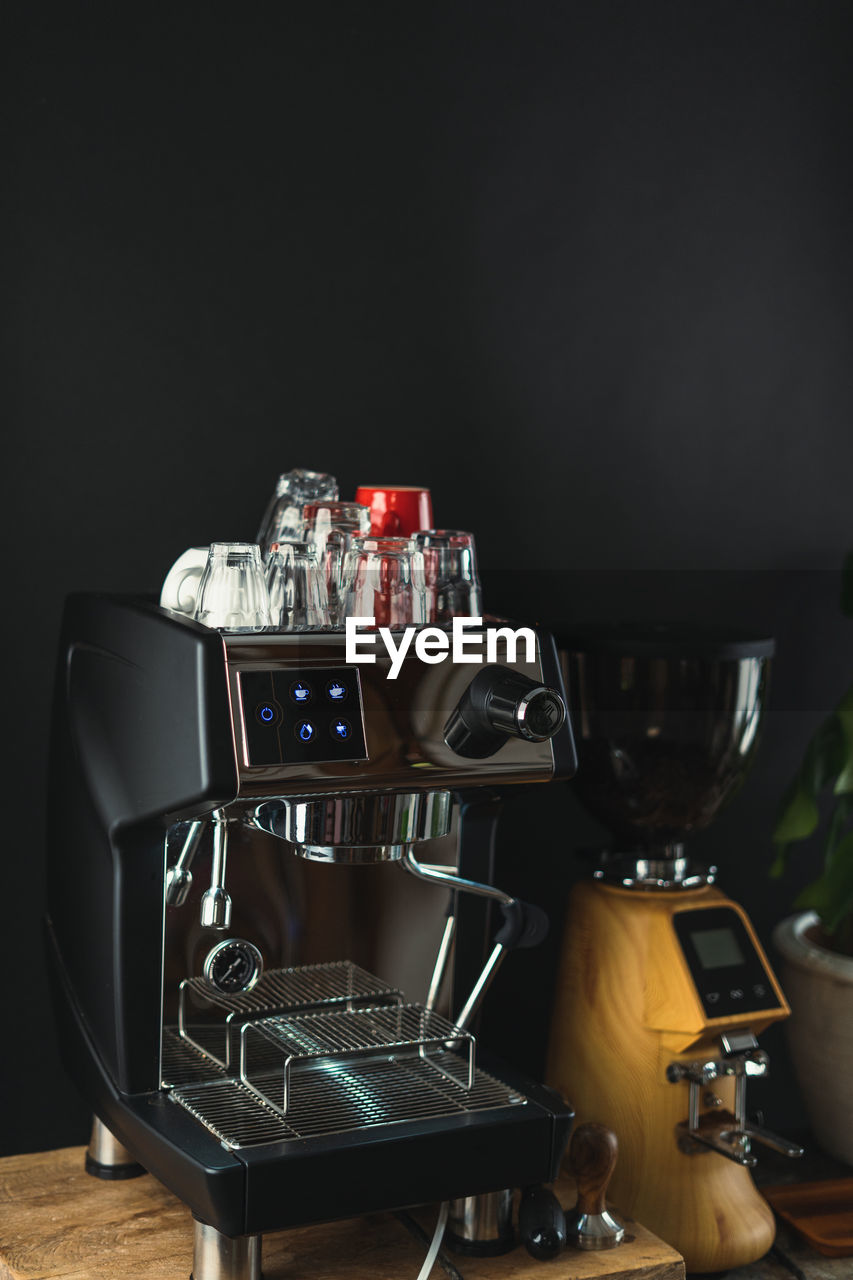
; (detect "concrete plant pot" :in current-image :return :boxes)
[773,911,853,1166]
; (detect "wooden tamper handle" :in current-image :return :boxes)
[566,1123,625,1250]
[571,1122,619,1215]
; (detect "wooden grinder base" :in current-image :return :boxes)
[0,1145,684,1280]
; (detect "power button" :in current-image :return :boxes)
[255,701,282,727]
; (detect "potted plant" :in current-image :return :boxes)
[771,555,853,1164]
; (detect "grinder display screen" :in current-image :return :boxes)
[690,927,746,970]
[673,906,782,1020]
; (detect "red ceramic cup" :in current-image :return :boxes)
[355,485,434,537]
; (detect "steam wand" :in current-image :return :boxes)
[400,850,548,1031]
[165,819,206,907]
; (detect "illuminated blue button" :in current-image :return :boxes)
[330,719,352,741]
[326,679,348,702]
[290,681,312,704]
[255,701,281,726]
[295,720,316,743]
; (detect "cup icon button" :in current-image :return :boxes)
[290,681,312,705]
[330,719,352,742]
[295,721,316,743]
[326,679,348,702]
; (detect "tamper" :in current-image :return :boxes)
[565,1122,625,1250]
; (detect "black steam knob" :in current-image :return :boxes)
[444,666,567,759]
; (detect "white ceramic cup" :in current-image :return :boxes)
[159,547,209,616]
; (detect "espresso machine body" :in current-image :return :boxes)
[47,594,575,1240]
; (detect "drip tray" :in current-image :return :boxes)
[162,956,528,1151]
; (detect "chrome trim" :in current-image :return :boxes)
[222,629,559,799]
[401,851,515,1029]
[669,1033,803,1165]
[515,686,567,741]
[200,814,232,930]
[593,849,717,890]
[165,819,205,907]
[87,1117,137,1167]
[252,791,453,860]
[193,1220,261,1280]
[291,843,405,863]
[401,849,514,907]
[426,916,456,1011]
[449,1189,513,1244]
[565,1207,625,1250]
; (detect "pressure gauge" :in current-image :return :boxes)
[203,938,263,994]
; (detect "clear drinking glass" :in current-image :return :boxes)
[302,500,371,625]
[340,536,427,629]
[194,544,271,632]
[266,541,330,631]
[256,469,339,555]
[413,530,483,622]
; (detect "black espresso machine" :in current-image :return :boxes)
[46,594,575,1277]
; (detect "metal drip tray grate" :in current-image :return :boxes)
[162,1027,226,1088]
[178,960,402,1070]
[181,960,400,1017]
[165,959,527,1151]
[170,1056,526,1149]
[240,1004,474,1114]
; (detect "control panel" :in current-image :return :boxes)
[238,667,368,767]
[673,906,782,1020]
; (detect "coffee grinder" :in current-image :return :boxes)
[546,625,803,1274]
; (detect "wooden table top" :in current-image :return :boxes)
[0,1145,685,1280]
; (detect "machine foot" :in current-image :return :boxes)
[192,1219,262,1280]
[445,1190,515,1256]
[85,1116,146,1180]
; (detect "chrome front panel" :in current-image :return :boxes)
[223,628,558,799]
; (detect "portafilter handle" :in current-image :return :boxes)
[565,1123,625,1250]
[519,1185,567,1261]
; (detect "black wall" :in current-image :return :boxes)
[4,2,853,1157]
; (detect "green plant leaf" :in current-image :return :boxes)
[840,552,853,619]
[802,714,846,795]
[825,794,853,869]
[769,842,789,878]
[833,685,853,794]
[796,831,853,934]
[772,782,820,845]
